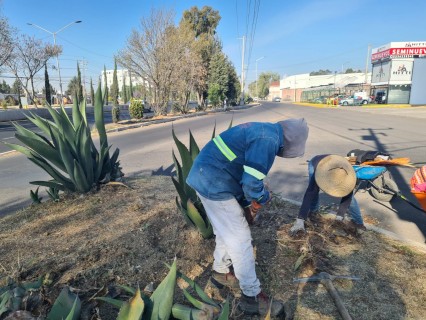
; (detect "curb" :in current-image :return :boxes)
[278,195,426,253]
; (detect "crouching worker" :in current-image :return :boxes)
[187,119,309,317]
[290,154,366,235]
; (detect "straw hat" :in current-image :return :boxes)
[315,155,356,197]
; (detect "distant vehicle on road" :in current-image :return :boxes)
[375,91,387,104]
[273,97,281,102]
[340,92,371,106]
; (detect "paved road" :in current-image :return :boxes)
[1,102,425,245]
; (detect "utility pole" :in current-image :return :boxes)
[365,44,371,85]
[255,56,264,99]
[239,35,245,105]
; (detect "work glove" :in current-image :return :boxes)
[290,218,305,235]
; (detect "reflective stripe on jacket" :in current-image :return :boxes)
[186,122,284,202]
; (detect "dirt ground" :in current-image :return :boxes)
[1,175,426,319]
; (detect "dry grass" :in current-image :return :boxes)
[0,175,425,319]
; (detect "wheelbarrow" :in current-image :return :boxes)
[353,165,426,214]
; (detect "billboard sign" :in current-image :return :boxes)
[372,61,391,83]
[372,42,426,62]
[390,60,413,82]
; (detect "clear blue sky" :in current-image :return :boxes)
[2,0,426,92]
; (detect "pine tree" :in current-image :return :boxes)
[129,72,133,99]
[44,64,51,105]
[12,79,23,109]
[103,65,108,105]
[90,78,95,106]
[77,63,84,103]
[122,81,128,104]
[111,60,119,106]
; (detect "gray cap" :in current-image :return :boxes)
[277,118,309,158]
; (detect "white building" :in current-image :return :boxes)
[100,69,146,91]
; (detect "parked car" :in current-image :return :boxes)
[312,96,327,104]
[340,94,371,106]
[375,92,387,104]
[273,97,281,102]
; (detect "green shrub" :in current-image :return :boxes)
[112,105,120,123]
[1,100,7,109]
[5,87,124,193]
[129,98,144,119]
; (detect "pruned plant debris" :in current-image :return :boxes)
[1,175,426,319]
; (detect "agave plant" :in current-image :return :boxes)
[172,271,230,320]
[171,121,232,239]
[96,258,177,320]
[5,85,123,193]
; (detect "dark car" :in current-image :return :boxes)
[375,92,387,104]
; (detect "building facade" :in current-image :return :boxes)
[371,41,426,104]
[100,69,146,91]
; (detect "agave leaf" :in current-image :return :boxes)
[14,132,65,172]
[46,287,81,320]
[172,150,184,186]
[189,130,200,161]
[177,272,218,307]
[217,297,230,320]
[28,155,75,191]
[79,98,87,124]
[25,112,56,136]
[227,118,233,130]
[110,147,120,167]
[94,85,109,150]
[12,121,53,146]
[0,290,12,316]
[146,258,177,320]
[175,197,193,226]
[22,276,45,290]
[116,284,136,295]
[182,288,220,316]
[172,177,187,209]
[171,126,192,181]
[56,134,76,184]
[171,303,211,320]
[65,297,80,320]
[4,142,34,158]
[117,287,144,320]
[79,126,94,184]
[72,94,83,129]
[95,296,124,309]
[187,199,213,239]
[73,159,91,193]
[30,180,66,191]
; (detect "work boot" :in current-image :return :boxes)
[210,270,240,291]
[239,291,285,317]
[347,220,367,232]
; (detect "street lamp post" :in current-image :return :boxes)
[255,56,264,99]
[27,20,82,106]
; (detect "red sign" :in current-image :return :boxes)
[372,47,426,61]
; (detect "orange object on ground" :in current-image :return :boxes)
[412,192,426,211]
[362,157,413,167]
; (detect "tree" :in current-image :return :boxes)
[181,6,221,107]
[65,76,79,97]
[111,60,119,106]
[12,78,23,108]
[44,64,51,104]
[6,34,58,106]
[90,78,95,106]
[122,81,128,104]
[0,80,10,93]
[249,71,280,98]
[129,72,133,99]
[0,15,13,70]
[117,8,179,115]
[344,68,362,74]
[310,69,332,76]
[77,62,83,102]
[103,65,108,105]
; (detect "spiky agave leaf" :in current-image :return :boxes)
[117,287,144,320]
[177,272,218,307]
[189,130,200,161]
[186,199,213,239]
[145,258,177,320]
[46,287,81,320]
[171,304,211,320]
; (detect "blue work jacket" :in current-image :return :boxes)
[186,122,284,204]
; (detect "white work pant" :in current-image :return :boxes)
[197,193,261,296]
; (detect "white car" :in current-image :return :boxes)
[339,96,371,106]
[273,97,281,102]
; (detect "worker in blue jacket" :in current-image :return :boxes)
[187,119,309,316]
